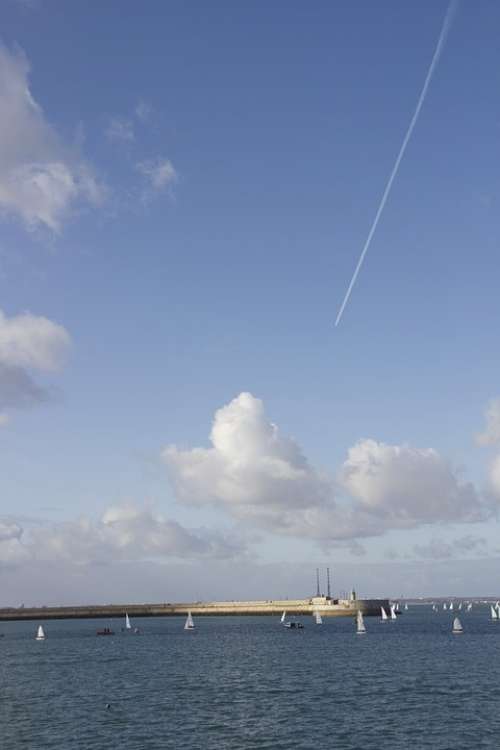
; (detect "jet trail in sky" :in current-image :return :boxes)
[334,1,458,327]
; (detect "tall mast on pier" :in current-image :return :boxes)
[316,568,320,597]
[327,567,331,599]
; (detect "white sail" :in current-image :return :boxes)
[125,613,132,630]
[35,625,45,641]
[443,603,447,610]
[280,611,287,624]
[491,606,498,620]
[467,603,472,611]
[184,611,194,630]
[458,602,462,610]
[356,610,366,634]
[404,603,408,610]
[449,602,454,611]
[313,611,323,625]
[381,606,388,621]
[452,617,463,633]
[390,605,397,620]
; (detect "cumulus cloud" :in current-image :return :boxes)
[137,158,177,192]
[0,309,70,417]
[0,505,241,567]
[105,117,135,142]
[0,44,104,232]
[340,439,482,525]
[164,393,488,545]
[164,392,336,534]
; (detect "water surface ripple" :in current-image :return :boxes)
[1,608,499,749]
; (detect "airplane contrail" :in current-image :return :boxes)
[334,1,458,327]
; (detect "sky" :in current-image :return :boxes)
[1,0,500,606]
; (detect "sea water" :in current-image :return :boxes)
[1,607,499,749]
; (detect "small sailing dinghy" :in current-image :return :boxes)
[35,625,46,641]
[458,602,462,610]
[443,602,447,610]
[452,617,463,634]
[404,603,408,611]
[313,611,323,625]
[380,606,388,622]
[184,611,195,630]
[125,613,132,630]
[356,610,366,635]
[390,605,397,621]
[491,606,498,621]
[449,602,454,611]
[466,603,472,612]
[280,611,287,624]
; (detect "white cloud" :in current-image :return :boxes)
[340,439,482,525]
[0,505,241,566]
[137,158,177,192]
[105,117,135,142]
[0,44,104,232]
[164,393,488,545]
[0,309,69,370]
[0,308,70,416]
[477,398,500,446]
[164,392,335,531]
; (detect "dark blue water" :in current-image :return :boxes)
[1,607,499,749]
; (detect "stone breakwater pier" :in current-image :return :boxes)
[0,595,389,622]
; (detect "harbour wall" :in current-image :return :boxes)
[0,597,389,622]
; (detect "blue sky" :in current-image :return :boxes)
[1,0,500,604]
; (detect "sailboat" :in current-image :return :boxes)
[125,613,132,630]
[390,605,397,621]
[404,603,408,611]
[184,611,194,630]
[490,606,498,621]
[452,617,463,634]
[449,602,454,611]
[466,603,472,612]
[35,625,45,641]
[313,611,323,625]
[280,611,287,624]
[458,602,462,610]
[380,606,388,622]
[356,610,366,635]
[443,602,447,610]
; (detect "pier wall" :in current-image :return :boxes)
[0,597,388,622]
